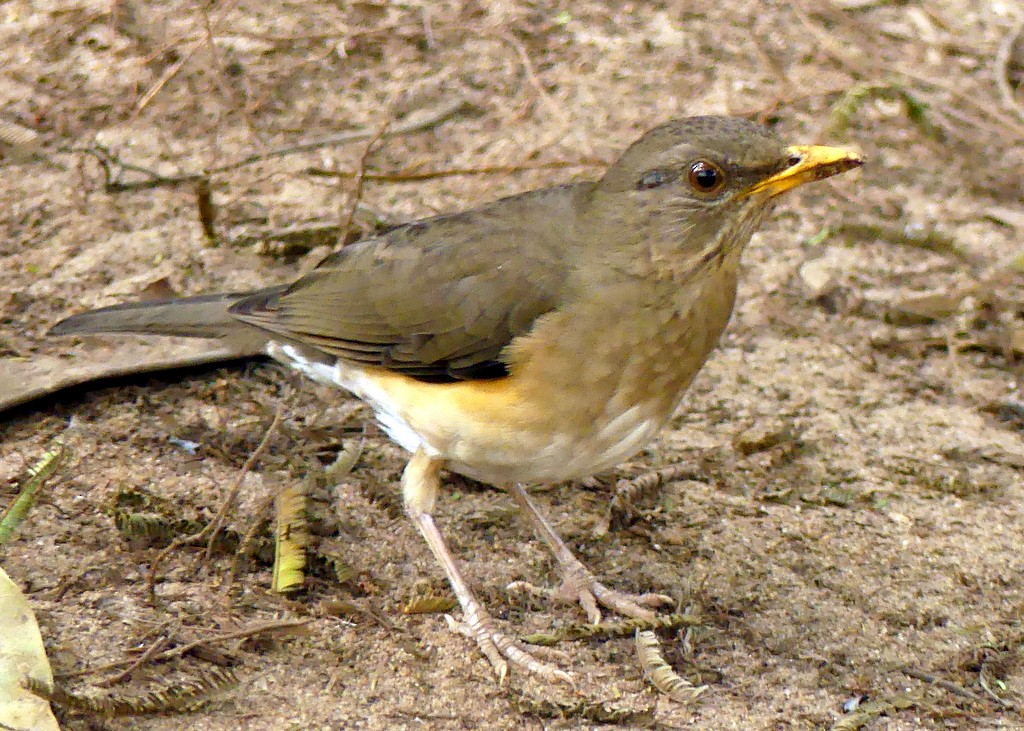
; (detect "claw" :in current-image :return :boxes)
[445,608,574,685]
[445,614,509,683]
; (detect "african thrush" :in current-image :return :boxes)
[50,116,862,682]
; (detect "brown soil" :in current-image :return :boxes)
[3,1,1024,729]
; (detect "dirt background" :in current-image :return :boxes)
[3,0,1024,729]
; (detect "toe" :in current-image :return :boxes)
[446,614,510,682]
[503,642,575,685]
[445,611,572,684]
[563,586,600,624]
[638,592,675,608]
[591,584,660,620]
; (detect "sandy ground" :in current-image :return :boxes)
[3,1,1024,729]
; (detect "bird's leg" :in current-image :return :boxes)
[402,449,572,684]
[508,483,674,624]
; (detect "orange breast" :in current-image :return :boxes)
[348,365,669,485]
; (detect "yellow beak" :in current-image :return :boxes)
[743,145,863,198]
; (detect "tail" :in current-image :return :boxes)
[48,286,286,340]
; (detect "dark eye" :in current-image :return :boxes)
[637,169,670,190]
[688,160,725,193]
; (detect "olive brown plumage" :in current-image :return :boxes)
[51,116,862,682]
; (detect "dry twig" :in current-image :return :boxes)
[57,619,310,679]
[92,97,472,193]
[154,619,310,663]
[94,626,173,688]
[901,666,987,704]
[203,405,284,562]
[338,105,394,246]
[977,668,1016,709]
[501,32,568,127]
[144,406,283,600]
[305,159,606,182]
[222,488,278,592]
[133,51,192,117]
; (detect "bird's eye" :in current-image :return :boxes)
[688,160,725,194]
[637,170,670,190]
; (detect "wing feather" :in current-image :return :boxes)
[229,185,585,381]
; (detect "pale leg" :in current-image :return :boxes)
[509,483,674,624]
[402,450,572,684]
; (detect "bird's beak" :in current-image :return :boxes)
[742,145,863,199]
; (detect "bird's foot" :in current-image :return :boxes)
[509,561,673,624]
[445,597,574,685]
[507,483,674,624]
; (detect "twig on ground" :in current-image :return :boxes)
[222,488,278,593]
[57,619,311,679]
[304,159,607,181]
[144,406,283,601]
[154,618,310,663]
[790,1,871,79]
[497,30,596,155]
[94,626,174,688]
[339,103,395,246]
[203,404,284,562]
[133,51,192,118]
[977,669,1016,709]
[502,32,568,127]
[91,96,472,193]
[901,666,987,704]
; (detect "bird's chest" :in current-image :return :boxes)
[513,266,739,423]
[472,268,739,481]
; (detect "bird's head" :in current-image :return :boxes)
[588,116,862,274]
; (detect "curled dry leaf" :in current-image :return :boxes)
[272,482,309,594]
[634,629,707,704]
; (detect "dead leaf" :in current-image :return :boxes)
[0,339,260,415]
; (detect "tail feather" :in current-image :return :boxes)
[48,286,285,341]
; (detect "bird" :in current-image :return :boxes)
[49,116,862,683]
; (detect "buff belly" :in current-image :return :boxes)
[267,341,667,485]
